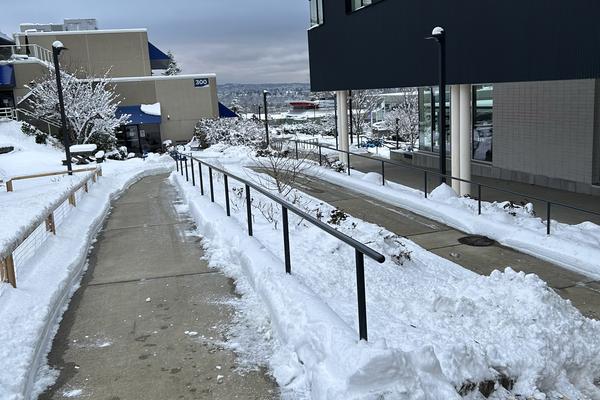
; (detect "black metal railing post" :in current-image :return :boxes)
[424,171,428,198]
[318,145,322,166]
[547,202,551,235]
[478,184,482,215]
[224,174,230,216]
[190,156,195,186]
[282,207,291,274]
[198,161,204,195]
[185,157,189,181]
[180,157,184,176]
[295,141,299,159]
[355,250,368,341]
[245,184,253,236]
[209,167,214,202]
[175,155,179,172]
[381,160,385,186]
[347,152,351,176]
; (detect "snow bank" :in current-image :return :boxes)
[171,151,600,399]
[141,102,161,116]
[0,120,175,400]
[69,144,97,153]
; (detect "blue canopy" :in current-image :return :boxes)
[219,102,238,118]
[0,65,15,88]
[148,42,170,69]
[116,105,162,125]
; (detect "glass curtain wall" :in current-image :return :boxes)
[350,0,387,12]
[472,85,493,162]
[418,87,450,152]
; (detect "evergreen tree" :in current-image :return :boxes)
[162,50,182,76]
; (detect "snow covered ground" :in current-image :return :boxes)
[0,120,174,399]
[172,144,600,399]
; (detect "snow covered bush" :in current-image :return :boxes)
[195,118,265,148]
[26,70,130,148]
[252,149,314,197]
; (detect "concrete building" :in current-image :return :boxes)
[307,0,600,196]
[1,18,224,152]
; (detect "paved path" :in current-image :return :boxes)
[40,174,277,400]
[344,152,600,226]
[288,173,600,320]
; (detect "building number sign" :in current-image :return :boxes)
[194,78,209,88]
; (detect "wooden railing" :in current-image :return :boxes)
[0,167,102,289]
[5,167,101,192]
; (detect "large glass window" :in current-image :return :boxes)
[418,87,450,153]
[310,0,324,26]
[472,85,493,162]
[349,0,384,12]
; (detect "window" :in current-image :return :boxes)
[472,85,493,162]
[348,0,383,12]
[310,0,324,27]
[418,87,450,153]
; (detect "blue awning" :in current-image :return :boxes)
[219,102,238,118]
[0,65,15,88]
[148,42,170,69]
[116,105,162,125]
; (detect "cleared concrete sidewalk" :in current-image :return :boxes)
[289,173,600,320]
[40,174,277,400]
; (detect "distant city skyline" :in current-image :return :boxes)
[0,0,310,84]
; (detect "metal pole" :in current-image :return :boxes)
[258,105,262,121]
[224,175,230,216]
[190,155,195,186]
[175,155,179,172]
[478,184,482,215]
[209,167,214,202]
[180,156,184,176]
[263,91,270,146]
[282,207,291,274]
[318,145,322,166]
[355,250,368,341]
[381,161,385,186]
[52,46,72,175]
[349,90,354,145]
[245,184,253,236]
[424,171,428,198]
[295,141,298,159]
[547,202,551,235]
[347,152,351,176]
[430,28,447,184]
[395,118,399,150]
[185,157,189,181]
[198,161,204,195]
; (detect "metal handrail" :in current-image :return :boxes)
[283,139,600,235]
[174,151,385,341]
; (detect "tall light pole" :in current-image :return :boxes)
[263,90,270,146]
[334,95,338,149]
[52,40,72,175]
[427,26,447,184]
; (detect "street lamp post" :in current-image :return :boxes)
[263,90,270,147]
[334,95,339,149]
[427,26,447,184]
[52,40,72,175]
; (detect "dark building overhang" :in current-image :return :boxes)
[0,65,15,88]
[0,31,14,46]
[308,0,600,91]
[218,102,238,118]
[116,105,162,125]
[148,42,170,70]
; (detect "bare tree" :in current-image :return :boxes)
[251,150,314,198]
[350,89,383,139]
[383,88,419,147]
[26,70,129,146]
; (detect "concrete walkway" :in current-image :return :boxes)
[40,174,277,400]
[346,153,600,226]
[289,173,600,320]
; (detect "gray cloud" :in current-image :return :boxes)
[0,0,310,83]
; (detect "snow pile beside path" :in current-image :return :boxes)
[0,120,175,400]
[172,157,600,399]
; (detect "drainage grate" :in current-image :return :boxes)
[458,235,496,247]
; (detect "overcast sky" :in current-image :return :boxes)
[0,0,310,84]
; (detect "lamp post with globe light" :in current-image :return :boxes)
[52,40,72,175]
[426,26,447,184]
[263,90,270,146]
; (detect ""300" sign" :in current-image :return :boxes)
[194,78,209,87]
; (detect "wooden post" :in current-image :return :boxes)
[6,180,13,192]
[69,192,77,207]
[45,212,56,234]
[3,255,16,288]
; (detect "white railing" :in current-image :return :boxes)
[0,107,61,136]
[0,44,53,65]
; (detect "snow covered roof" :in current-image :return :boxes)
[19,28,147,36]
[140,102,161,116]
